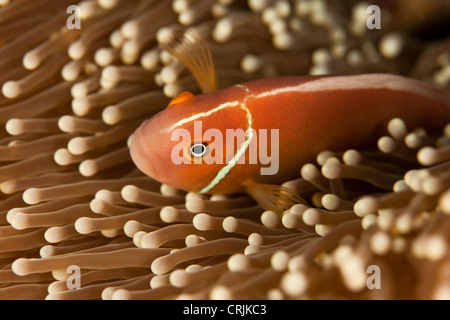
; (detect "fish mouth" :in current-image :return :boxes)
[129,127,172,180]
[148,150,173,179]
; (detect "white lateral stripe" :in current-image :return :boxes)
[170,101,240,130]
[255,74,441,100]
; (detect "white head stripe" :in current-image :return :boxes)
[168,99,253,193]
[200,102,253,193]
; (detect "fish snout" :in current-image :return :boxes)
[144,149,172,179]
[129,124,172,180]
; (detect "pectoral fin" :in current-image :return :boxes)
[243,180,309,214]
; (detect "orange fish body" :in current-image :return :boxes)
[130,74,450,197]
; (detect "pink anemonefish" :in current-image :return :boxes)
[130,30,450,213]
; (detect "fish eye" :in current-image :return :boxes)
[190,142,209,158]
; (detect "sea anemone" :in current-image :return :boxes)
[0,0,449,300]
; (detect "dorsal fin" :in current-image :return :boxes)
[160,28,217,94]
